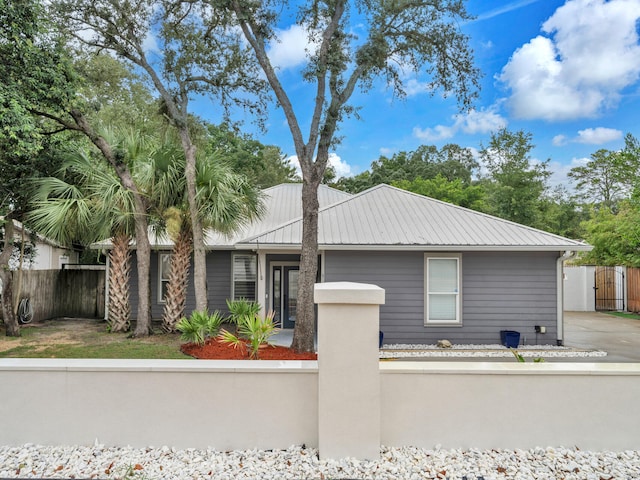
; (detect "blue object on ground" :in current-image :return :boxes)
[500,330,520,348]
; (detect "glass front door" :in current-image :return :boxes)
[272,265,299,329]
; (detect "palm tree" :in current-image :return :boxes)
[159,207,193,333]
[30,150,137,332]
[154,147,264,333]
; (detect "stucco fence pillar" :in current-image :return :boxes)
[314,281,385,460]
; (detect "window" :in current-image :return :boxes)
[232,254,257,301]
[158,253,171,303]
[425,254,461,325]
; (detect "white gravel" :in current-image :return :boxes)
[1,444,639,479]
[380,344,607,359]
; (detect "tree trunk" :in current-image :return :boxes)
[0,218,20,337]
[107,232,131,332]
[69,110,153,337]
[13,226,25,314]
[161,229,193,333]
[133,219,153,337]
[179,129,207,311]
[290,178,321,353]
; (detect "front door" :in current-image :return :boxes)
[272,265,299,329]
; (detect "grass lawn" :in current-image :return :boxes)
[0,318,190,359]
[605,311,640,320]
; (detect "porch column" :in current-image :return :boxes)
[314,282,385,460]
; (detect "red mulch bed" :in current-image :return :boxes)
[181,338,317,360]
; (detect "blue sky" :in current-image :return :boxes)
[198,0,640,186]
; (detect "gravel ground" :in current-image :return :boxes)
[380,344,607,359]
[1,444,639,480]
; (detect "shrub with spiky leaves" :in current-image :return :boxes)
[219,310,279,359]
[176,309,224,346]
[226,298,261,324]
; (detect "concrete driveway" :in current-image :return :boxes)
[564,311,640,362]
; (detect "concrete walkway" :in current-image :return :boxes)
[564,310,640,362]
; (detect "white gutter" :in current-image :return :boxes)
[556,251,577,346]
[234,243,593,252]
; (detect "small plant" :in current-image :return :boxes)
[218,310,279,359]
[176,310,224,346]
[226,298,262,324]
[511,348,545,363]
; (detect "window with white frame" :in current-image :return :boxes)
[232,254,257,301]
[158,253,171,303]
[425,254,461,325]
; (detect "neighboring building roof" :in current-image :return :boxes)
[237,184,591,252]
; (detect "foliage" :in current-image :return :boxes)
[218,311,279,360]
[205,123,297,188]
[480,129,551,228]
[226,298,262,324]
[393,174,487,211]
[337,144,479,193]
[52,0,269,313]
[568,149,630,212]
[536,186,588,240]
[225,0,480,352]
[578,200,640,267]
[176,310,225,346]
[567,133,640,213]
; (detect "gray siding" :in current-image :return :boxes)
[324,251,559,345]
[129,250,234,320]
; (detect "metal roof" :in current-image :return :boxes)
[203,183,352,247]
[238,184,591,251]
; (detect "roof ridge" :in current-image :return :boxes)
[239,183,354,243]
[378,183,587,245]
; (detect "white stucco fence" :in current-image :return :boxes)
[1,282,640,457]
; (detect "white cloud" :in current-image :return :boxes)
[413,108,507,141]
[413,124,455,142]
[267,24,318,70]
[552,128,623,146]
[286,155,302,176]
[404,78,430,97]
[286,153,354,178]
[575,127,623,144]
[498,0,640,120]
[475,0,543,22]
[142,32,160,54]
[379,147,394,156]
[548,157,589,189]
[552,135,568,146]
[328,153,353,177]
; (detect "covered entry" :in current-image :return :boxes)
[271,263,299,329]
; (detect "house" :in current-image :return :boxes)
[1,218,80,270]
[122,183,591,345]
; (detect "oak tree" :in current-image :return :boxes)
[224,0,480,351]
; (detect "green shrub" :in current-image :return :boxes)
[176,310,224,346]
[226,298,261,324]
[218,310,279,359]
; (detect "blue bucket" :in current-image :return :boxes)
[500,330,520,348]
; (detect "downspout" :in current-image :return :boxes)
[556,250,577,346]
[104,252,110,321]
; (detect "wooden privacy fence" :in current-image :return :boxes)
[628,267,640,313]
[10,269,105,322]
